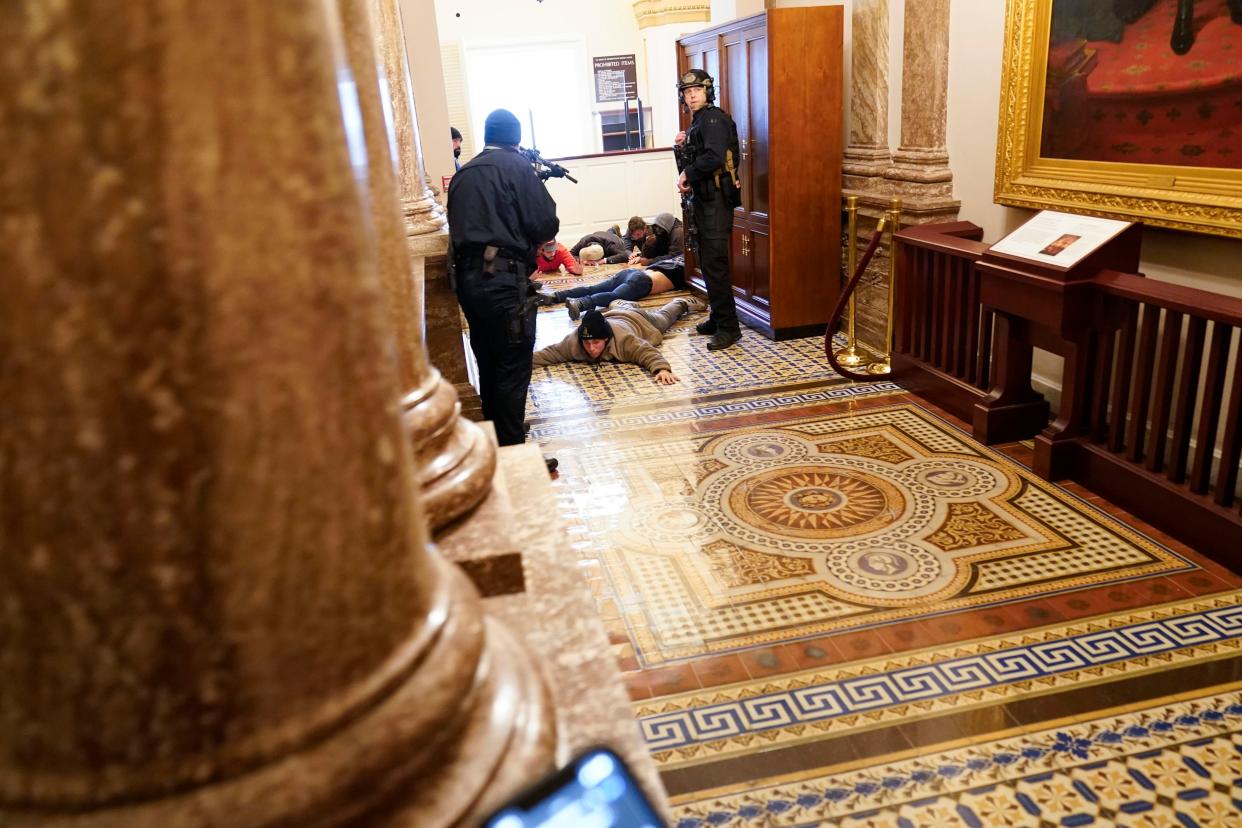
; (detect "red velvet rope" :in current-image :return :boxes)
[824,220,889,382]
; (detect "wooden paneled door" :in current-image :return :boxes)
[678,6,841,339]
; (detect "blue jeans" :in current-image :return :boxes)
[556,268,652,311]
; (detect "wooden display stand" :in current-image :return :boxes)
[677,7,843,340]
[974,219,1144,477]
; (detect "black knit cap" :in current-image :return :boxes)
[578,310,614,342]
[483,109,521,146]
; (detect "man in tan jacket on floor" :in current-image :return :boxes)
[533,297,704,385]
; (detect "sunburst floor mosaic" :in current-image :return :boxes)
[504,285,1242,822]
[555,404,1192,667]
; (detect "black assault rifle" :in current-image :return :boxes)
[521,147,578,183]
[672,142,698,253]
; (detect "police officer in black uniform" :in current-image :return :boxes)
[675,69,742,351]
[447,109,560,470]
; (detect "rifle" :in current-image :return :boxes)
[521,147,578,183]
[672,143,699,253]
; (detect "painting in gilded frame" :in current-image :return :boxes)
[995,0,1242,238]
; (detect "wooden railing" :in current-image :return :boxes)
[891,222,992,421]
[1054,272,1242,560]
[887,221,1242,565]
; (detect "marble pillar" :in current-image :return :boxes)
[370,0,445,237]
[884,0,960,221]
[0,2,555,824]
[368,0,494,530]
[844,0,892,192]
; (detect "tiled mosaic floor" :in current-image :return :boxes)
[512,293,1242,824]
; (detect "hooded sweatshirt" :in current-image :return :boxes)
[644,212,684,265]
[532,307,671,374]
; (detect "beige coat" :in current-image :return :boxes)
[533,307,670,374]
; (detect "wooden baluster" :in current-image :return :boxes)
[949,258,964,378]
[942,256,957,374]
[964,260,980,386]
[899,243,909,352]
[976,308,994,392]
[1213,330,1242,508]
[1090,328,1116,443]
[908,248,921,359]
[1108,300,1139,453]
[899,239,919,357]
[901,247,917,356]
[931,253,946,368]
[920,250,933,361]
[1146,310,1184,474]
[1189,322,1233,494]
[1167,315,1206,483]
[1126,303,1161,462]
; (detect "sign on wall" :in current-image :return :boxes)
[593,54,637,103]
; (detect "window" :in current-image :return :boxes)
[462,39,592,159]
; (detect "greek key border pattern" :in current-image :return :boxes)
[640,601,1242,753]
[529,382,903,441]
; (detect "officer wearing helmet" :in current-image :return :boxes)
[447,108,560,472]
[674,68,742,351]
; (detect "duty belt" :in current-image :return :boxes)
[456,244,524,276]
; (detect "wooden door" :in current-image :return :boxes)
[723,31,749,215]
[750,225,771,309]
[745,26,769,220]
[731,218,752,299]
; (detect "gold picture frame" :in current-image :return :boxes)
[995,0,1242,239]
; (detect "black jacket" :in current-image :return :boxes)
[447,146,558,264]
[572,230,632,263]
[684,105,739,203]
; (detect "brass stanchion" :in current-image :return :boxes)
[867,197,902,375]
[835,196,866,367]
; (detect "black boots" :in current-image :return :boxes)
[706,329,741,351]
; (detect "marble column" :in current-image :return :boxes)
[369,0,495,530]
[0,2,554,825]
[884,0,960,220]
[843,0,892,192]
[371,0,445,237]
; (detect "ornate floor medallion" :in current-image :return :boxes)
[566,404,1192,665]
[729,466,903,538]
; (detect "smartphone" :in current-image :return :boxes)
[481,746,665,828]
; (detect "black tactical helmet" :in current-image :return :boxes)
[677,68,716,104]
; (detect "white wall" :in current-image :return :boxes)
[435,0,667,157]
[543,152,681,247]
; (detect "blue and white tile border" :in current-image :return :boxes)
[670,690,1242,826]
[641,600,1242,753]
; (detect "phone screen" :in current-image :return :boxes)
[482,747,664,828]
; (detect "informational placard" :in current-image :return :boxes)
[988,210,1132,268]
[593,54,637,103]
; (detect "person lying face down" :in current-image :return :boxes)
[532,299,704,385]
[538,255,688,320]
[571,230,632,265]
